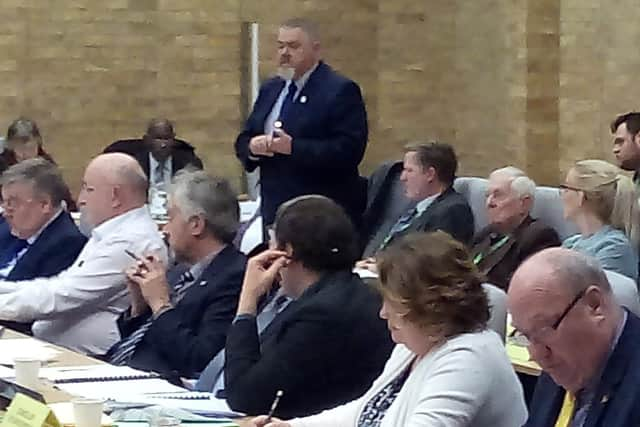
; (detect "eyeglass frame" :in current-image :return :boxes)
[512,287,587,345]
[558,183,584,193]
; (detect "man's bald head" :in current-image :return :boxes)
[510,248,612,298]
[144,118,176,162]
[79,153,149,227]
[508,247,622,394]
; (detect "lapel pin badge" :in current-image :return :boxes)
[601,394,609,404]
[300,95,307,104]
[199,280,207,286]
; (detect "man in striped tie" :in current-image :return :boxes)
[509,248,640,427]
[106,170,246,380]
[357,142,474,273]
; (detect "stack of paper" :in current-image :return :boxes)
[0,339,61,365]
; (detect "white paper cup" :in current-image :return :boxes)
[13,357,40,389]
[72,398,105,427]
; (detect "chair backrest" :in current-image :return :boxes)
[453,177,579,240]
[605,269,640,316]
[483,283,507,341]
[361,161,414,258]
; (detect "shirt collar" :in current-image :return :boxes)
[415,192,441,215]
[25,208,64,245]
[187,245,226,280]
[289,61,319,93]
[91,206,149,241]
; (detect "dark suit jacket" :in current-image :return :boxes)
[385,186,475,248]
[0,212,86,333]
[525,311,640,427]
[0,212,86,280]
[103,138,203,178]
[116,245,246,379]
[235,61,368,227]
[471,216,561,290]
[224,270,394,419]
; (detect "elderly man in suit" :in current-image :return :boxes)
[509,248,640,427]
[106,170,246,379]
[0,153,167,354]
[235,18,368,229]
[357,142,474,272]
[470,166,560,289]
[0,158,86,281]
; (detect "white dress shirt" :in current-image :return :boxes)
[0,206,167,355]
[263,62,319,136]
[148,154,172,192]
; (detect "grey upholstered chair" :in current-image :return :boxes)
[483,283,507,341]
[453,177,578,240]
[605,269,640,315]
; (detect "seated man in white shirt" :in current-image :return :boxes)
[0,153,167,355]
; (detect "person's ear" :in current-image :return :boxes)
[189,215,206,237]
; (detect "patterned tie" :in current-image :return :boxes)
[379,207,419,251]
[108,270,194,365]
[554,392,576,427]
[277,81,297,124]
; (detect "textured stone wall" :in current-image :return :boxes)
[0,1,635,194]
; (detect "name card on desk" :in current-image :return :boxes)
[0,393,61,427]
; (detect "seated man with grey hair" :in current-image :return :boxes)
[106,170,246,379]
[509,248,640,427]
[0,158,86,282]
[470,166,560,289]
[0,153,167,355]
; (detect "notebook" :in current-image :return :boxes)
[41,365,159,384]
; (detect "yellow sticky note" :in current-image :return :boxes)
[0,393,61,427]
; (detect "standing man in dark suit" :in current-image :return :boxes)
[509,248,640,427]
[106,170,246,379]
[235,18,368,228]
[357,142,474,271]
[471,166,560,290]
[0,158,86,281]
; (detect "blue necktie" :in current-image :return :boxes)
[277,82,297,124]
[0,238,29,269]
[379,207,419,251]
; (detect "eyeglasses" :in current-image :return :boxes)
[558,183,583,193]
[512,288,586,346]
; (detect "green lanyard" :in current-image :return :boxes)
[473,235,511,265]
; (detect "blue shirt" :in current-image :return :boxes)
[563,225,638,280]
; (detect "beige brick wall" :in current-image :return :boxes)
[0,1,636,195]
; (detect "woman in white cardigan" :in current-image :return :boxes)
[251,231,527,427]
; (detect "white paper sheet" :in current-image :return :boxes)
[0,338,61,364]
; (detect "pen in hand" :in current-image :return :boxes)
[265,389,284,423]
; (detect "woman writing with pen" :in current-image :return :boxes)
[251,231,527,427]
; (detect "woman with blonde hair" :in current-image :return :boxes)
[560,159,639,279]
[250,231,527,427]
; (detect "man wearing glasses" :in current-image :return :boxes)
[508,247,640,427]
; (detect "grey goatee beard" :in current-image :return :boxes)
[277,67,295,81]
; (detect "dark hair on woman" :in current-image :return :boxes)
[377,231,489,338]
[274,195,359,272]
[7,117,43,145]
